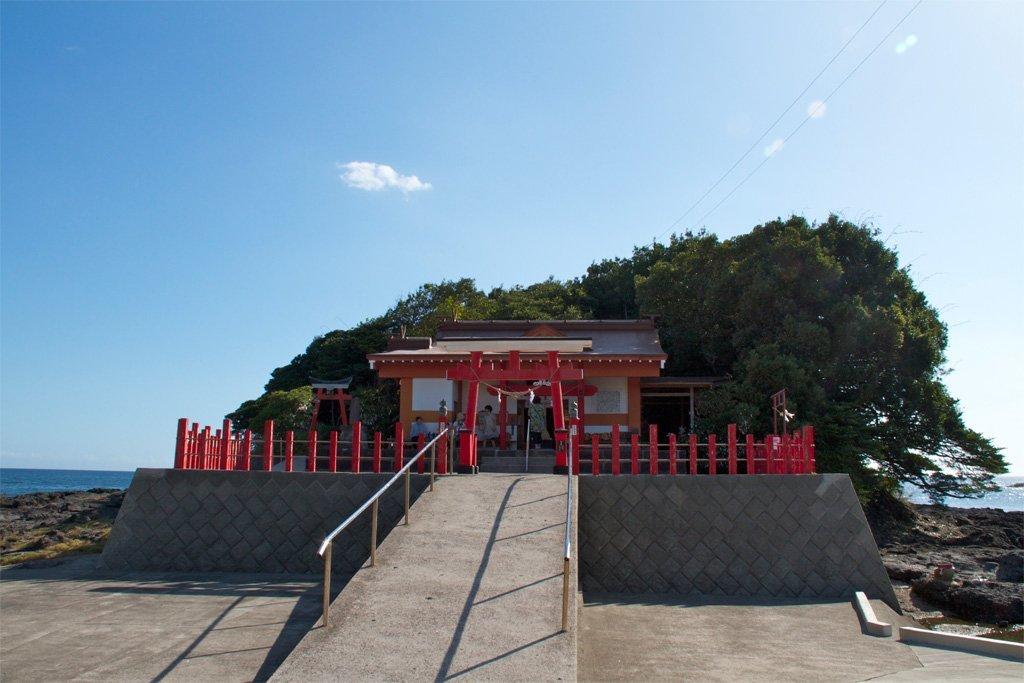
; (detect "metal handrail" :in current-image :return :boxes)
[561,407,576,632]
[318,427,449,627]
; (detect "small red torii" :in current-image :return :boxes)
[447,350,582,473]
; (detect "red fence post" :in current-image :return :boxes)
[242,429,252,471]
[221,419,232,470]
[307,429,318,472]
[263,420,274,471]
[649,425,659,475]
[417,433,427,474]
[188,423,199,468]
[437,416,449,475]
[745,433,754,475]
[373,431,382,473]
[174,418,187,469]
[668,433,677,475]
[329,430,339,473]
[630,433,640,475]
[394,422,405,471]
[727,423,737,475]
[351,422,361,473]
[284,430,294,472]
[214,429,222,469]
[591,434,600,475]
[611,424,621,475]
[782,433,792,474]
[708,433,717,475]
[688,433,698,475]
[805,425,815,473]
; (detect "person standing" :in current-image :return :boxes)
[528,396,546,449]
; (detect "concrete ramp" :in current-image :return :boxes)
[272,473,576,682]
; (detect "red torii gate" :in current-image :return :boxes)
[447,350,583,473]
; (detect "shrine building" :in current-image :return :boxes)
[367,319,722,446]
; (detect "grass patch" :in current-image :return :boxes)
[0,522,111,566]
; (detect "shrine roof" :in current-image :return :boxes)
[368,319,666,361]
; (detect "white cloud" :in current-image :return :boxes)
[895,34,919,55]
[807,100,827,119]
[337,161,432,193]
[764,138,785,157]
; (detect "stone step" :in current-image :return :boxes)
[478,455,556,473]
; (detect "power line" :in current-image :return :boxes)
[689,0,924,229]
[655,1,888,241]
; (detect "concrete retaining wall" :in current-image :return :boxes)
[101,468,429,574]
[578,474,899,610]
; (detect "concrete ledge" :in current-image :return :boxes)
[579,474,900,609]
[898,626,1024,660]
[854,591,892,636]
[101,468,430,574]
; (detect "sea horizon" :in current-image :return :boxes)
[2,466,1022,511]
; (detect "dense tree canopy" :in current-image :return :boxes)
[228,215,1005,500]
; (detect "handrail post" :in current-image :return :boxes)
[370,499,379,566]
[562,557,570,631]
[404,467,411,525]
[322,543,332,628]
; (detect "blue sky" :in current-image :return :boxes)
[2,2,1022,473]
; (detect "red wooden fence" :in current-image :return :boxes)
[174,417,814,476]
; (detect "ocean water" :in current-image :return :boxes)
[0,468,135,497]
[903,475,1024,512]
[1,467,1022,510]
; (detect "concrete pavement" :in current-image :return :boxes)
[577,594,1023,682]
[272,473,577,682]
[0,556,324,682]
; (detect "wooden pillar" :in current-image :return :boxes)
[649,424,659,475]
[394,422,405,471]
[591,434,600,475]
[437,414,449,475]
[611,424,621,475]
[550,352,567,472]
[805,425,815,473]
[242,429,252,471]
[630,433,639,475]
[416,433,427,474]
[284,430,294,472]
[329,430,339,473]
[708,433,717,475]
[727,423,737,475]
[689,433,698,475]
[745,433,755,475]
[188,422,199,469]
[174,418,187,469]
[221,419,232,470]
[668,433,677,475]
[351,422,361,473]
[307,428,318,472]
[373,431,382,473]
[263,420,274,471]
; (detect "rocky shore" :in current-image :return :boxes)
[867,498,1023,627]
[0,488,123,566]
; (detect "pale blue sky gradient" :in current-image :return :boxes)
[2,2,1022,472]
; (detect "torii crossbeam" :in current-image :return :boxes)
[447,350,582,473]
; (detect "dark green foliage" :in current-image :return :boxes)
[228,214,1004,499]
[226,386,312,433]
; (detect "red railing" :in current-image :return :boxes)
[567,420,815,476]
[174,416,811,476]
[173,417,451,475]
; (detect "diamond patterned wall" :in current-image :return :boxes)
[578,474,899,610]
[101,468,429,574]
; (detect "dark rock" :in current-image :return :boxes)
[996,551,1024,583]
